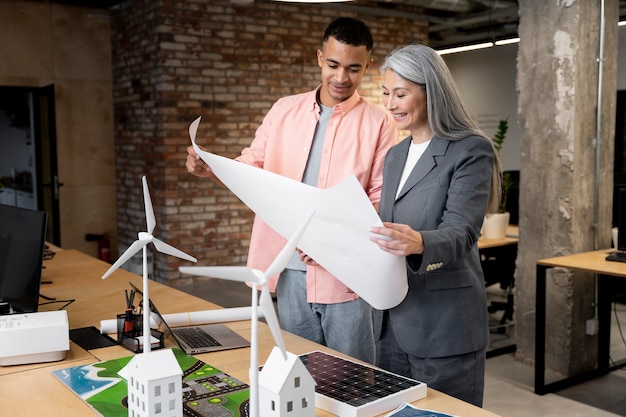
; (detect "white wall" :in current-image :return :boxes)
[443,24,626,172]
[443,44,520,171]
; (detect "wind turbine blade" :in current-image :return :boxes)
[101,239,147,279]
[142,176,156,234]
[265,210,315,278]
[152,238,197,263]
[179,266,260,284]
[259,286,286,359]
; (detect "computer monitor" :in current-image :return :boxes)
[0,203,47,314]
[617,188,626,252]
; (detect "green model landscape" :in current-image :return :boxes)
[53,348,250,417]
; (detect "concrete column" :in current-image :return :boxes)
[515,0,619,375]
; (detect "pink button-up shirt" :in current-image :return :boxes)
[236,86,397,304]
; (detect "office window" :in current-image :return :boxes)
[154,385,161,396]
[169,399,176,410]
[287,401,293,412]
[154,402,162,414]
[294,376,300,388]
[271,400,275,411]
[168,382,175,393]
[302,397,308,408]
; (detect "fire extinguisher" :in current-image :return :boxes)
[85,233,111,263]
[98,235,111,263]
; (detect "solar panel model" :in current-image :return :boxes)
[299,350,427,417]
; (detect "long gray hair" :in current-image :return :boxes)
[381,44,502,214]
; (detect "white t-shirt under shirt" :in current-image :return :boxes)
[396,139,431,200]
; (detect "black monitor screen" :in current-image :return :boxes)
[619,188,626,252]
[0,204,47,314]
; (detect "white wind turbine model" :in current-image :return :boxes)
[102,175,197,353]
[179,210,315,417]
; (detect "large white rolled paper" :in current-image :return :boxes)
[188,117,408,310]
[162,307,260,326]
[99,306,255,334]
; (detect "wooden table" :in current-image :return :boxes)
[0,249,501,417]
[535,249,626,394]
[478,225,519,250]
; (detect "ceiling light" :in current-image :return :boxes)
[495,37,520,46]
[437,37,521,55]
[437,42,494,55]
[272,0,353,2]
[438,20,623,55]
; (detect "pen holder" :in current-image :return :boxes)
[116,313,164,353]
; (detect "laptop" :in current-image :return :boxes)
[128,282,250,354]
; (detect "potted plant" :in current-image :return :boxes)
[483,119,511,239]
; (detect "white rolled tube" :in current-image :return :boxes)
[99,306,256,334]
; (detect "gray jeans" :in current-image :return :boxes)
[275,268,376,364]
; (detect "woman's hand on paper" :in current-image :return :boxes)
[370,222,424,256]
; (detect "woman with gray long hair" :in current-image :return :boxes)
[369,44,502,407]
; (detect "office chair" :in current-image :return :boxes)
[483,170,519,332]
[482,244,516,332]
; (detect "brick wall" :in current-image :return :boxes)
[111,0,428,284]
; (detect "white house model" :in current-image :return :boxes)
[259,346,316,417]
[119,348,183,417]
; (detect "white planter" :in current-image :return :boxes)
[482,212,510,239]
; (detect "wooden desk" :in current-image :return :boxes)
[478,225,519,250]
[1,249,501,417]
[535,249,626,394]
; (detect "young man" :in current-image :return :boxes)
[186,17,396,363]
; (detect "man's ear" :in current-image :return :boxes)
[364,56,374,72]
[316,49,324,67]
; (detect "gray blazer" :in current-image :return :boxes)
[373,134,493,358]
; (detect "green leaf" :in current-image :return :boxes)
[493,119,509,152]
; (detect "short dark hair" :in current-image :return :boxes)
[323,17,374,52]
